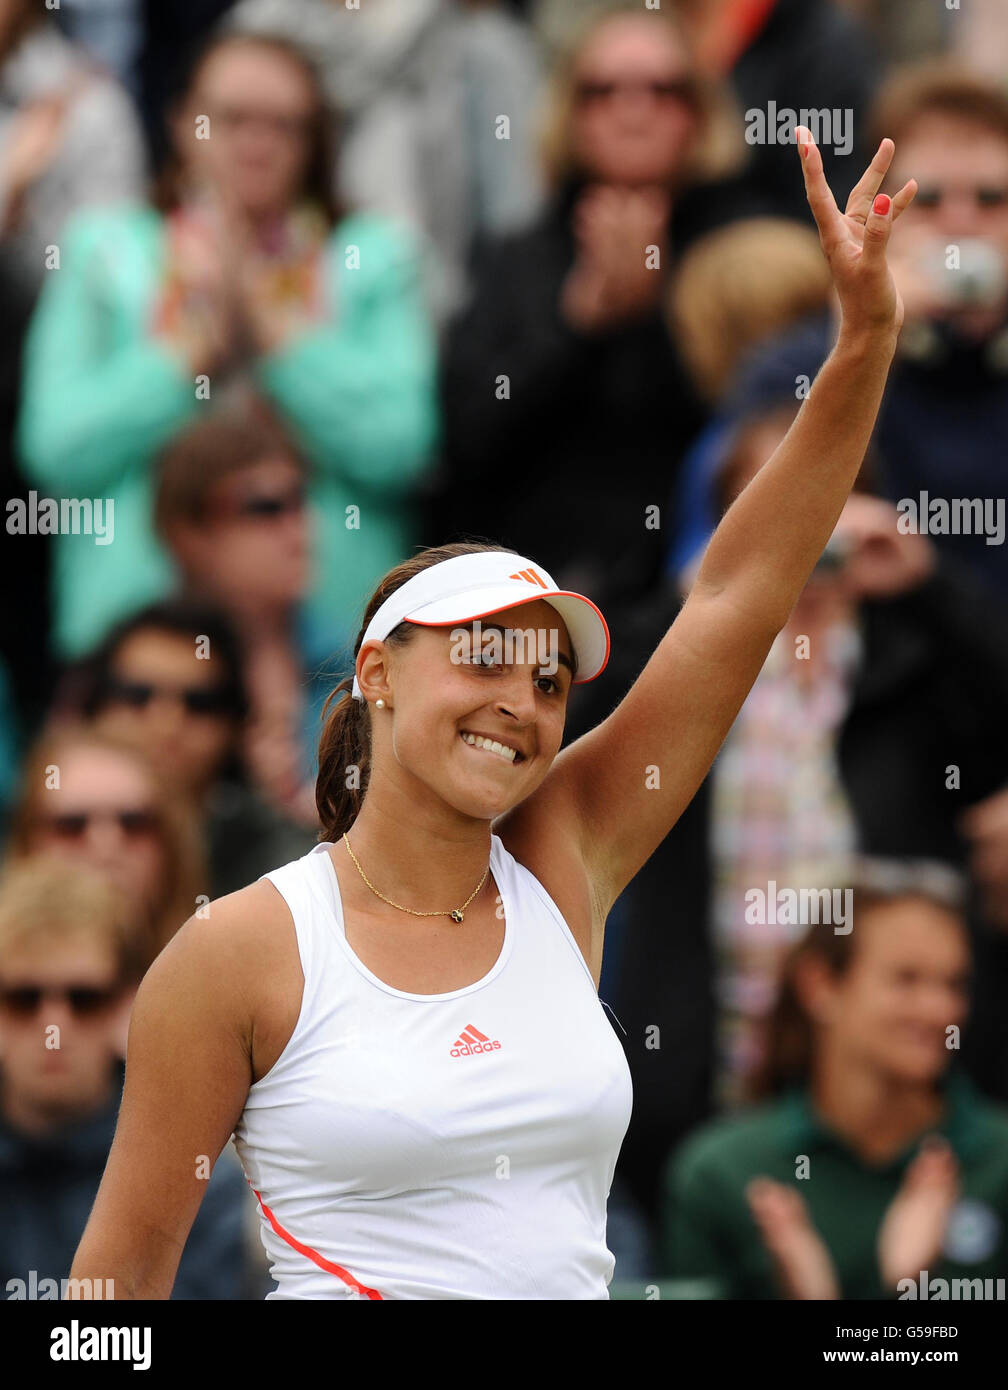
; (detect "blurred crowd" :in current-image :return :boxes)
[1,0,1007,1300]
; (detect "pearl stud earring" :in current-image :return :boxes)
[375,698,385,709]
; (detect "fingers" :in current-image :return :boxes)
[795,126,844,250]
[845,138,895,221]
[890,177,918,221]
[859,188,894,271]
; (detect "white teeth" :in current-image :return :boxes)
[460,731,518,763]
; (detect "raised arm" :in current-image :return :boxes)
[548,130,918,926]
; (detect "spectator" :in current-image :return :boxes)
[68,601,317,893]
[0,0,146,293]
[153,411,338,824]
[871,62,1008,600]
[569,395,1008,1221]
[437,3,758,638]
[0,857,250,1298]
[16,29,438,661]
[4,726,203,968]
[226,0,546,319]
[533,0,882,225]
[707,67,1008,602]
[667,215,832,405]
[663,877,1008,1299]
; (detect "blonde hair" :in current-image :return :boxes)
[4,724,205,967]
[669,217,832,401]
[538,2,745,192]
[0,856,146,984]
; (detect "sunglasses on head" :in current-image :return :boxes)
[39,807,161,840]
[104,677,236,717]
[574,75,698,107]
[0,982,122,1019]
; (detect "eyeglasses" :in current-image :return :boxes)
[0,983,122,1019]
[574,76,699,108]
[37,808,162,841]
[104,677,237,717]
[914,185,1008,210]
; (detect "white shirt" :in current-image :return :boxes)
[232,835,633,1299]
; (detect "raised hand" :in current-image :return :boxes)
[796,125,918,339]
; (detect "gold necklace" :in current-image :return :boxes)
[342,833,489,924]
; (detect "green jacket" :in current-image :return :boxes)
[17,203,439,658]
[663,1072,1008,1299]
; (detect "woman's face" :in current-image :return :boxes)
[95,629,238,798]
[25,746,166,916]
[365,599,575,823]
[569,17,701,186]
[179,42,317,218]
[184,458,312,612]
[810,899,971,1086]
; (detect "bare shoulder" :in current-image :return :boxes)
[493,770,603,986]
[143,879,303,1083]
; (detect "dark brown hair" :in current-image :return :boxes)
[315,541,521,842]
[153,31,343,224]
[748,877,968,1101]
[869,60,1008,156]
[153,407,306,537]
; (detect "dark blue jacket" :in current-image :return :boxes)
[0,1060,253,1299]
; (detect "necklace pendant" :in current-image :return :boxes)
[450,909,464,923]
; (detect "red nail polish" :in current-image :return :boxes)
[873,193,891,216]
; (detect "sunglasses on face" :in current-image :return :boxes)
[38,807,162,841]
[0,982,122,1019]
[207,485,307,525]
[574,75,698,108]
[238,489,306,520]
[104,677,236,717]
[914,185,1008,210]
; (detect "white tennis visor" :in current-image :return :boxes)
[350,551,610,699]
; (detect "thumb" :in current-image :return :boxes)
[861,191,892,266]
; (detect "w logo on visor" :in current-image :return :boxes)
[509,568,548,588]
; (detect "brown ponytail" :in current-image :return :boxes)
[315,540,520,842]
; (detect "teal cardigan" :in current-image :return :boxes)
[17,203,439,658]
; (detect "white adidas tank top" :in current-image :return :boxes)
[230,835,633,1299]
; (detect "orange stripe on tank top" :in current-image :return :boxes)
[251,1186,384,1299]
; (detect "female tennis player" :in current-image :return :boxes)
[70,129,917,1299]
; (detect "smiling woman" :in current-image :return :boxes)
[70,126,918,1301]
